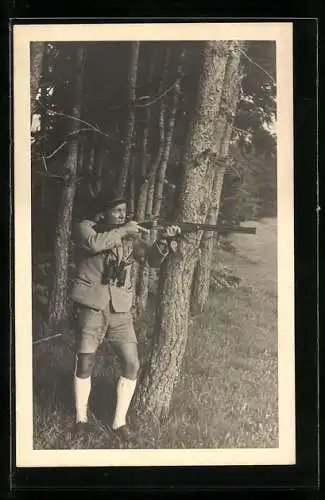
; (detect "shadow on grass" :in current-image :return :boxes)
[33,343,75,415]
[89,374,117,425]
[32,338,122,449]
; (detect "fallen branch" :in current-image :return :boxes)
[33,332,63,345]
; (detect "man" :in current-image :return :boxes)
[70,192,180,443]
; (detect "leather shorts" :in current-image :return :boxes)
[74,303,137,353]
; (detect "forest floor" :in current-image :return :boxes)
[33,217,278,450]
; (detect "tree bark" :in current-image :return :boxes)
[132,41,230,423]
[129,156,136,218]
[136,127,164,317]
[136,59,155,221]
[147,52,184,290]
[190,164,226,313]
[152,51,184,221]
[145,49,170,219]
[135,234,150,319]
[48,47,85,331]
[116,42,140,198]
[30,42,45,121]
[144,103,165,219]
[191,42,244,314]
[136,180,149,222]
[135,49,170,318]
[140,60,155,179]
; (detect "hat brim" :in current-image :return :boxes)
[96,196,127,213]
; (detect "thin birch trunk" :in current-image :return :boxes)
[116,42,140,198]
[129,156,136,218]
[145,49,170,219]
[148,52,184,289]
[152,50,184,226]
[136,49,170,318]
[135,60,155,222]
[140,61,154,180]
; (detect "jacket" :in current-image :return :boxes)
[69,219,169,312]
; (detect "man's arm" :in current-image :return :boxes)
[74,219,125,254]
[74,219,147,254]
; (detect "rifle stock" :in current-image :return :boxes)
[95,220,256,235]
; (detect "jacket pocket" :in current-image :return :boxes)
[70,279,109,311]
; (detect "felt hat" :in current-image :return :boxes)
[92,191,127,215]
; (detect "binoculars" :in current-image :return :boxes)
[102,260,127,287]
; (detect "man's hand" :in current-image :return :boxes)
[120,221,150,237]
[161,225,181,239]
[158,225,181,253]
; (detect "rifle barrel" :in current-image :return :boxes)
[213,224,256,235]
[95,220,256,235]
[138,221,256,235]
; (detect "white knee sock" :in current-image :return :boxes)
[112,376,137,430]
[74,375,91,423]
[74,372,91,423]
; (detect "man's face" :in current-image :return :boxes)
[104,202,127,225]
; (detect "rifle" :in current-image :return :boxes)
[94,220,256,236]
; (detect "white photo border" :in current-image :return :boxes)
[13,22,295,467]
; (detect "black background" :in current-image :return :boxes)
[1,11,321,497]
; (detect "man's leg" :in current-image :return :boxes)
[73,306,106,433]
[109,341,140,432]
[74,352,96,424]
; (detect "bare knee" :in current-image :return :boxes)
[122,355,140,380]
[75,353,96,378]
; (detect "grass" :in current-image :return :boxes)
[32,217,278,450]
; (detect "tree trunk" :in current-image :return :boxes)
[136,49,170,318]
[136,180,149,222]
[132,41,230,423]
[144,48,170,219]
[116,42,140,198]
[128,156,136,218]
[48,47,85,331]
[30,42,45,121]
[191,164,226,313]
[148,52,184,289]
[134,161,150,319]
[136,59,155,220]
[133,61,155,318]
[135,234,150,319]
[191,42,244,314]
[144,100,165,218]
[138,95,165,314]
[140,60,155,179]
[152,51,184,221]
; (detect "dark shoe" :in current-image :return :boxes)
[113,425,136,443]
[72,421,95,439]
